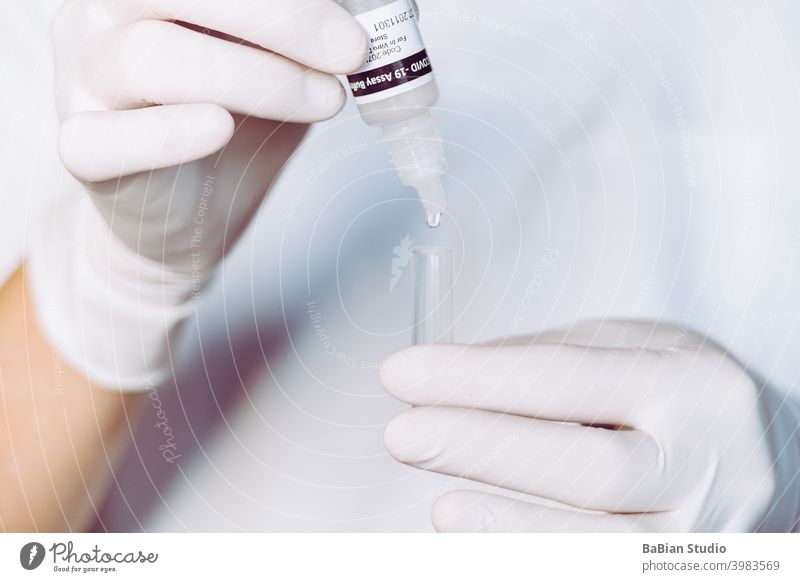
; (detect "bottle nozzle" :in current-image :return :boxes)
[379,112,448,228]
[415,176,446,228]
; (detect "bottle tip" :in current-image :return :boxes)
[416,176,446,229]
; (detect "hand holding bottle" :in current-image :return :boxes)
[28,0,369,389]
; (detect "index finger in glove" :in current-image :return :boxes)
[82,19,348,121]
[111,0,368,74]
[381,344,660,426]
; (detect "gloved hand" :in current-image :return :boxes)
[380,320,800,532]
[28,0,367,389]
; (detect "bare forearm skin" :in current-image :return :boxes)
[0,265,142,531]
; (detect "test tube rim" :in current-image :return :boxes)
[411,246,454,255]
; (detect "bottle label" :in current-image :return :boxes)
[347,0,435,105]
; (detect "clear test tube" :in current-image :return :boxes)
[412,247,454,345]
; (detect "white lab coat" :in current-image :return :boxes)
[2,0,799,531]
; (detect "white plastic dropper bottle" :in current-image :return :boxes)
[336,0,447,228]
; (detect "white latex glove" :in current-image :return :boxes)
[28,0,367,389]
[380,320,800,532]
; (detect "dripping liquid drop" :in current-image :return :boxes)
[426,212,442,229]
